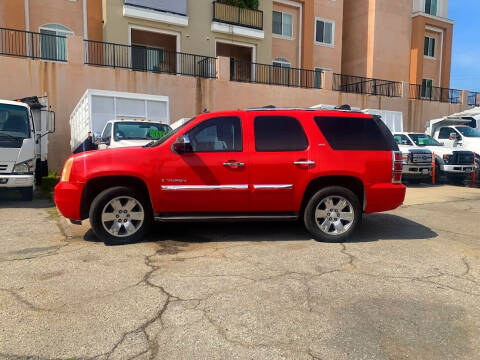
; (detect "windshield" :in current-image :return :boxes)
[408,133,442,146]
[144,117,196,147]
[456,126,480,138]
[113,122,172,141]
[0,104,30,140]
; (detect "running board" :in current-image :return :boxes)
[154,214,298,222]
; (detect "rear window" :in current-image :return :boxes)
[314,116,398,151]
[254,116,308,152]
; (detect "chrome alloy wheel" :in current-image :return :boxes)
[101,196,145,237]
[314,196,355,235]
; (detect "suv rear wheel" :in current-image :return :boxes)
[304,186,361,243]
[89,186,152,245]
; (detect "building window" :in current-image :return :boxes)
[422,79,433,99]
[314,68,324,89]
[425,0,438,16]
[315,18,334,46]
[424,36,436,58]
[272,58,291,68]
[39,23,73,61]
[272,11,293,38]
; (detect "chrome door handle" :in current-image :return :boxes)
[294,160,316,166]
[223,161,245,167]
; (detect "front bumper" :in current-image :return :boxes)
[0,174,34,188]
[54,181,85,220]
[442,164,476,174]
[364,183,406,214]
[402,164,432,178]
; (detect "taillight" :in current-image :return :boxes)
[392,151,403,184]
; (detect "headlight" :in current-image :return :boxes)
[13,159,34,174]
[60,157,74,182]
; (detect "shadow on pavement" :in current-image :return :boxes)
[83,213,437,245]
[0,190,53,209]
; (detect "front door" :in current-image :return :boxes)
[437,126,458,148]
[158,115,249,213]
[248,113,311,213]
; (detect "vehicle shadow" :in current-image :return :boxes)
[83,213,437,245]
[0,190,53,209]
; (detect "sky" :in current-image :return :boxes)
[449,0,480,91]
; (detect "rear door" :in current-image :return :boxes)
[248,112,311,213]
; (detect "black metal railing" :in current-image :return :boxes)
[333,73,402,97]
[0,27,67,61]
[409,84,461,104]
[84,40,217,78]
[230,59,322,89]
[468,92,479,107]
[213,1,263,30]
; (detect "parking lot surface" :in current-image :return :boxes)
[1,185,480,360]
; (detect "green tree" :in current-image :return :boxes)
[219,0,259,10]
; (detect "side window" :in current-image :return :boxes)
[187,116,242,152]
[102,123,112,139]
[438,127,453,139]
[254,116,308,152]
[394,134,413,146]
[314,116,396,151]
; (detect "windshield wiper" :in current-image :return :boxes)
[0,132,23,140]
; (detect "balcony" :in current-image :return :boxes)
[333,74,402,97]
[409,84,461,104]
[212,1,264,39]
[123,0,188,27]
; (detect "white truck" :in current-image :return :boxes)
[0,97,55,200]
[70,89,170,152]
[426,116,480,166]
[362,109,434,182]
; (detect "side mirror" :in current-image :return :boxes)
[457,134,462,141]
[100,137,111,146]
[173,135,193,154]
[46,111,55,133]
[93,132,102,144]
[449,132,457,141]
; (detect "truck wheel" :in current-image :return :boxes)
[89,186,152,245]
[304,186,361,243]
[20,187,34,201]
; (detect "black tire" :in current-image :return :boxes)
[20,187,34,201]
[89,186,152,245]
[304,186,361,243]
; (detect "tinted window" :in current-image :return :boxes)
[254,116,308,152]
[438,127,454,139]
[314,116,397,151]
[187,116,242,152]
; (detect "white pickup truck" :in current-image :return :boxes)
[0,97,55,200]
[393,132,475,182]
[97,119,172,149]
[426,117,480,166]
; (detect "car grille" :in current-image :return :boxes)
[452,151,474,165]
[410,152,432,163]
[0,164,8,173]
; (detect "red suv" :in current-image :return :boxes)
[55,109,406,245]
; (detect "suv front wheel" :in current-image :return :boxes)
[89,186,152,245]
[304,186,361,243]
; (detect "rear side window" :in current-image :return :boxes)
[314,116,397,151]
[254,116,308,152]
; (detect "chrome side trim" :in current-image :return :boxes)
[155,215,298,222]
[161,185,248,191]
[253,184,294,190]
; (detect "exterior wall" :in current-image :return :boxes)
[0,0,26,30]
[272,2,301,68]
[410,15,453,88]
[413,0,448,18]
[28,0,85,36]
[103,0,273,63]
[0,39,470,171]
[422,30,441,86]
[87,0,104,41]
[342,0,412,82]
[312,0,343,73]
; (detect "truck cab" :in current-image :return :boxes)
[393,133,433,182]
[97,120,172,149]
[0,98,55,200]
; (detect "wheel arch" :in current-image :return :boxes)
[80,176,152,220]
[301,176,365,214]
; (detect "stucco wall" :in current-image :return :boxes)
[0,0,26,30]
[103,0,273,64]
[272,2,301,68]
[0,39,470,172]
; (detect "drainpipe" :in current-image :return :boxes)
[24,0,29,31]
